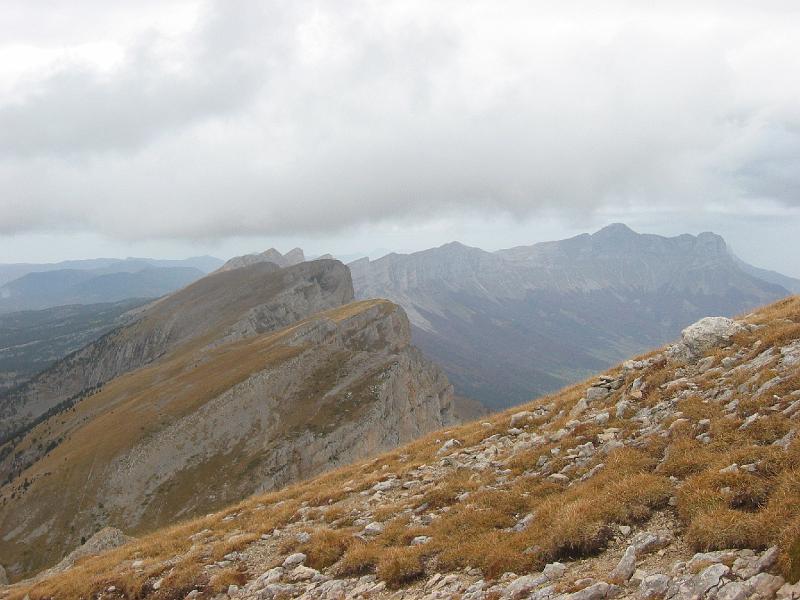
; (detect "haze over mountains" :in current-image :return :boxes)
[0,256,223,288]
[350,224,798,408]
[0,299,147,392]
[0,256,224,315]
[1,225,797,415]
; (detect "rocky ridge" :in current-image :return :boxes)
[0,259,351,446]
[0,263,454,580]
[5,295,799,599]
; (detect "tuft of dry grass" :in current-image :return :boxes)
[335,541,382,577]
[778,521,800,585]
[299,528,355,570]
[376,547,426,588]
[208,567,248,595]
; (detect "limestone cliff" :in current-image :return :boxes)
[0,259,352,446]
[0,299,454,580]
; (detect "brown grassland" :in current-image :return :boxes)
[4,295,800,599]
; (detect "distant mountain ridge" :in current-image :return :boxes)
[350,223,795,408]
[0,266,205,314]
[0,256,223,287]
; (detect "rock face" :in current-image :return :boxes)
[0,259,352,446]
[349,224,792,409]
[0,259,454,580]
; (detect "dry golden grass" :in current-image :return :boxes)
[376,547,426,588]
[335,541,382,577]
[299,528,355,570]
[207,567,248,594]
[7,294,800,596]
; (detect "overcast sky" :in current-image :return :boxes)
[0,1,799,275]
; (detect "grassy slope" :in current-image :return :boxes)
[0,299,389,576]
[5,296,800,599]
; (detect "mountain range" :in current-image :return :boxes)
[350,223,798,408]
[0,256,223,288]
[0,266,206,314]
[0,259,454,579]
[0,224,799,589]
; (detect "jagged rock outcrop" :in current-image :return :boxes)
[8,295,798,599]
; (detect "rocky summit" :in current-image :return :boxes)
[4,295,799,599]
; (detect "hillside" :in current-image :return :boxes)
[5,294,798,599]
[350,224,793,409]
[0,299,148,392]
[0,260,353,444]
[0,262,454,580]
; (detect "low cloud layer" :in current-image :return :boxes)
[1,1,799,241]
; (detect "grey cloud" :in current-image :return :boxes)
[0,0,799,240]
[0,4,274,157]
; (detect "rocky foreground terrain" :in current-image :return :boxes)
[3,295,798,599]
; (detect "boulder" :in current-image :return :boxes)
[363,521,384,536]
[631,531,672,556]
[282,553,307,568]
[512,513,535,532]
[694,563,730,596]
[510,411,534,427]
[609,545,637,582]
[670,317,746,360]
[504,574,547,599]
[543,562,567,580]
[777,582,800,599]
[565,581,618,600]
[586,387,611,402]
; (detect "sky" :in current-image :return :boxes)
[0,1,799,275]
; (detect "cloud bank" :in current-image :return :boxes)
[1,0,799,240]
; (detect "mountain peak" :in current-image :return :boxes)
[592,222,637,238]
[218,247,307,272]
